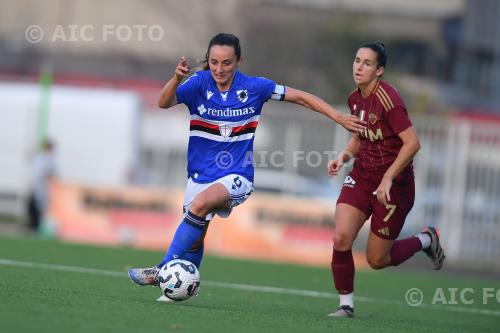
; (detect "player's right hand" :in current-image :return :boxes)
[339,114,366,133]
[175,57,190,80]
[327,159,343,177]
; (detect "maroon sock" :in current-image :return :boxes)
[390,236,423,266]
[331,248,355,294]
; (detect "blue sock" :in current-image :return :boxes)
[157,211,206,268]
[183,241,204,269]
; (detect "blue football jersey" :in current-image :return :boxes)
[176,70,285,183]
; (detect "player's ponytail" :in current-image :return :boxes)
[197,33,242,71]
[360,41,387,68]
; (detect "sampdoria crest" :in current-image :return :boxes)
[219,125,233,138]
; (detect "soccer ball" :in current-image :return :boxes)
[157,259,200,301]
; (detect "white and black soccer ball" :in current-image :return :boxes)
[158,259,200,301]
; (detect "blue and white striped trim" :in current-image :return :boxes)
[229,191,252,200]
[184,211,206,230]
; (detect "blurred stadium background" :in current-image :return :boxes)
[0,0,499,273]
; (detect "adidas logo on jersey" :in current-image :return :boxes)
[343,176,356,188]
[197,104,207,115]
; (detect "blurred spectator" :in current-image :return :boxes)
[26,139,56,233]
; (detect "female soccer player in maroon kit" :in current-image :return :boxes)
[327,42,445,317]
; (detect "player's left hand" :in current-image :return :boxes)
[338,114,366,133]
[375,176,392,206]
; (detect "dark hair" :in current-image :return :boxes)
[360,41,387,68]
[200,33,241,70]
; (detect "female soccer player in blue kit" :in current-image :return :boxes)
[128,33,365,301]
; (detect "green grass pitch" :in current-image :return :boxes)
[0,236,498,333]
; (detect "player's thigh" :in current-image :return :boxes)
[334,180,372,250]
[369,181,415,241]
[213,174,253,218]
[333,203,368,250]
[190,183,231,214]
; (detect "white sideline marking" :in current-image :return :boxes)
[0,258,499,317]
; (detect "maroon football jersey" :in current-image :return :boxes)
[347,80,414,188]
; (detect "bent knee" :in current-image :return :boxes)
[366,255,389,270]
[333,233,355,251]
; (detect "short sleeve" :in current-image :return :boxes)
[387,105,412,134]
[254,77,285,101]
[176,73,200,106]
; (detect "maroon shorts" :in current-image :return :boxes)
[337,173,415,240]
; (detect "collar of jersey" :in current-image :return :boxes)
[357,79,381,100]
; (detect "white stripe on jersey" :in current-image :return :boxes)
[190,131,255,142]
[190,114,260,126]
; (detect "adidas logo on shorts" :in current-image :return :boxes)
[378,227,390,236]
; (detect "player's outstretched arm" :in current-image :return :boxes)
[283,87,366,133]
[158,57,191,109]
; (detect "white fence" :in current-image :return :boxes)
[414,115,500,268]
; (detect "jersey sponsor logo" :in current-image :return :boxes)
[237,89,248,103]
[196,105,256,118]
[360,128,384,142]
[343,176,356,188]
[206,90,214,100]
[219,125,233,138]
[197,104,207,115]
[368,112,378,125]
[220,92,228,101]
